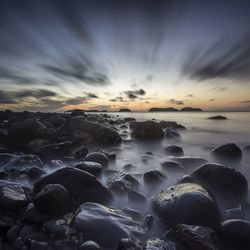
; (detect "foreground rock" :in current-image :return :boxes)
[34,167,113,206]
[85,152,108,168]
[211,143,242,162]
[58,117,121,145]
[72,202,144,249]
[164,145,184,156]
[151,183,221,231]
[191,163,248,202]
[221,219,250,250]
[170,156,207,169]
[175,224,224,250]
[34,184,70,216]
[130,121,164,140]
[0,180,30,211]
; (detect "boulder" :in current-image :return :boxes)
[161,161,186,175]
[107,172,140,193]
[8,118,57,150]
[34,142,78,162]
[34,167,113,205]
[34,184,70,215]
[151,183,221,231]
[165,128,180,138]
[191,163,248,202]
[143,170,167,185]
[164,145,184,156]
[221,219,250,250]
[72,202,144,249]
[208,115,227,120]
[58,117,121,145]
[175,224,224,250]
[123,164,137,172]
[85,152,108,168]
[0,180,30,211]
[79,241,101,250]
[211,143,242,162]
[70,109,87,118]
[130,121,164,140]
[170,156,207,169]
[73,161,102,176]
[0,153,43,170]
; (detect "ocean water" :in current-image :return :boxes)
[100,112,250,203]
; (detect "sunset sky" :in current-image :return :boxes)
[0,0,250,112]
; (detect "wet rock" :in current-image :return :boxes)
[131,121,164,140]
[242,144,250,152]
[58,117,121,145]
[0,153,43,170]
[34,141,76,162]
[124,117,136,122]
[211,143,242,162]
[18,225,33,240]
[128,191,146,205]
[159,121,178,128]
[177,175,197,184]
[122,207,142,221]
[170,156,208,169]
[72,202,144,249]
[161,161,186,175]
[208,115,227,120]
[71,109,87,118]
[144,238,177,250]
[7,225,21,242]
[143,170,166,185]
[34,167,113,205]
[117,238,138,250]
[0,147,12,154]
[165,128,180,138]
[29,240,48,250]
[151,183,221,231]
[164,145,184,156]
[107,172,140,193]
[74,147,88,160]
[34,184,70,215]
[0,180,30,211]
[123,164,137,172]
[26,138,51,151]
[11,237,24,250]
[191,163,248,202]
[0,214,15,230]
[221,219,250,250]
[79,241,101,250]
[85,152,108,168]
[45,219,68,238]
[175,224,224,250]
[8,118,57,150]
[23,167,46,181]
[73,161,102,176]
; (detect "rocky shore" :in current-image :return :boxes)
[0,110,249,250]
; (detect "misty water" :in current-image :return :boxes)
[92,111,250,211]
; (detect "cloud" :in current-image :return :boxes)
[211,87,228,92]
[110,96,124,102]
[124,89,146,99]
[186,94,194,97]
[83,92,99,98]
[240,100,250,103]
[209,99,216,102]
[167,98,184,105]
[182,36,250,81]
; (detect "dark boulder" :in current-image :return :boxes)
[161,161,186,175]
[0,180,30,211]
[34,184,70,215]
[79,241,101,250]
[34,167,113,205]
[221,219,250,250]
[165,128,180,139]
[130,121,164,140]
[34,141,73,161]
[73,161,102,177]
[70,109,87,118]
[72,202,144,249]
[58,117,121,145]
[208,115,227,120]
[151,183,221,231]
[211,143,242,162]
[175,224,224,250]
[0,153,43,170]
[144,170,167,185]
[170,156,208,169]
[191,163,248,202]
[107,172,140,193]
[85,152,108,168]
[164,145,184,156]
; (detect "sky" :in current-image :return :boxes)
[0,0,250,112]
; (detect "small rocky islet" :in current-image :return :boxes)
[0,110,249,250]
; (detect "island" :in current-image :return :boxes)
[180,107,203,112]
[148,107,179,112]
[207,115,227,120]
